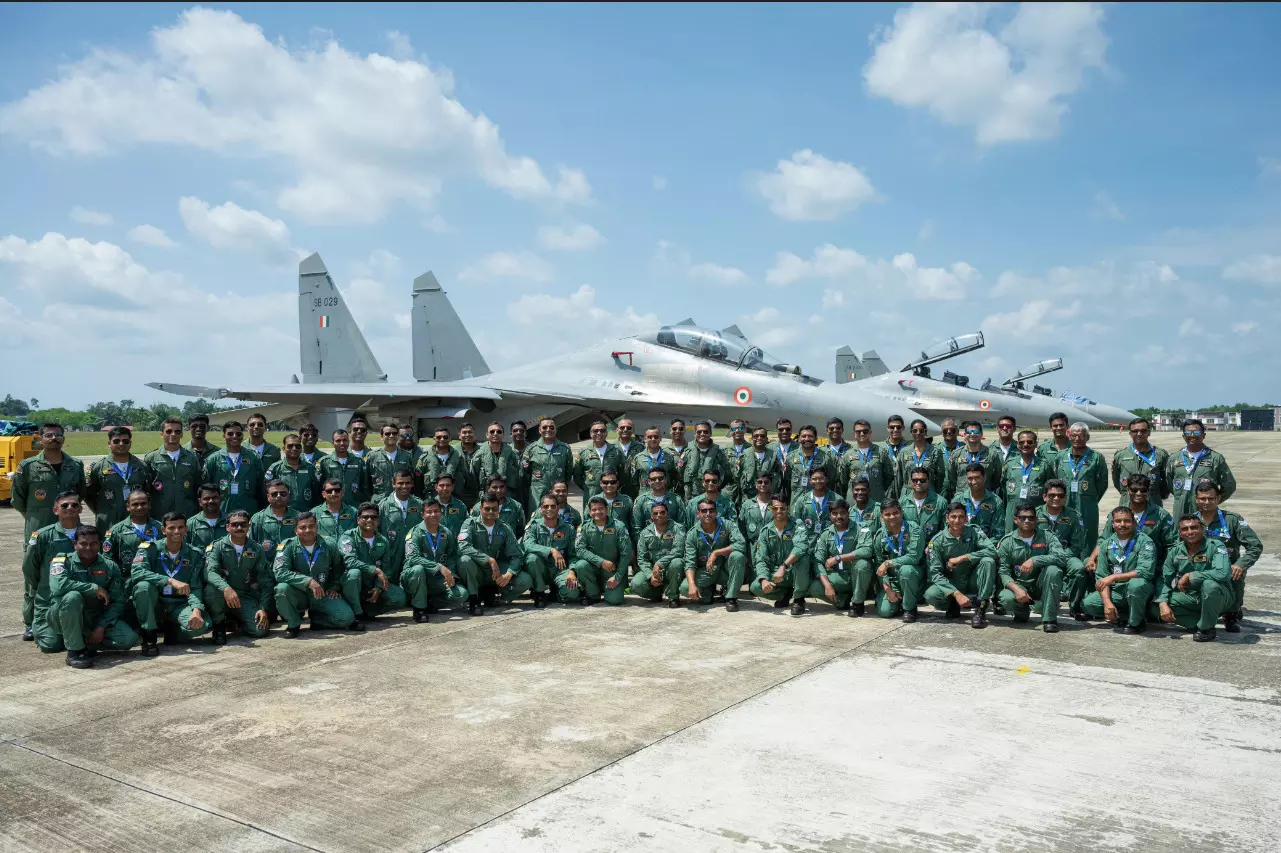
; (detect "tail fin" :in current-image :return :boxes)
[834,346,889,384]
[298,253,386,384]
[412,270,490,380]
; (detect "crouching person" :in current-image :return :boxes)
[570,496,634,605]
[996,503,1068,633]
[203,510,272,642]
[632,501,686,607]
[681,497,747,610]
[808,499,858,613]
[1156,514,1233,642]
[339,502,403,623]
[458,492,529,612]
[521,495,575,606]
[852,500,924,621]
[49,524,139,668]
[403,500,469,621]
[923,503,997,628]
[273,512,359,638]
[749,494,812,615]
[1082,506,1157,634]
[130,512,212,655]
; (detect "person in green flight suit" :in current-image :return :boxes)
[457,492,528,611]
[999,430,1052,533]
[143,417,203,520]
[943,421,1002,500]
[901,467,946,543]
[723,420,752,502]
[185,484,228,550]
[470,475,528,538]
[988,416,1018,466]
[1194,480,1262,633]
[433,474,471,536]
[853,500,925,621]
[613,418,645,499]
[666,419,695,499]
[633,469,687,536]
[847,479,882,540]
[203,422,266,516]
[738,472,776,546]
[682,470,737,529]
[1081,506,1157,634]
[339,503,401,621]
[520,494,576,606]
[548,480,582,530]
[522,417,575,514]
[103,489,163,584]
[684,420,732,501]
[1156,514,1233,642]
[786,425,837,506]
[1163,418,1237,520]
[203,510,273,642]
[22,491,84,647]
[898,419,946,496]
[1052,422,1109,552]
[183,414,221,469]
[473,422,523,505]
[632,501,687,607]
[365,423,409,502]
[959,463,1005,539]
[250,480,298,555]
[880,415,908,497]
[245,412,282,470]
[824,418,854,499]
[298,423,328,469]
[923,503,997,628]
[749,494,813,615]
[1089,478,1176,575]
[996,503,1069,632]
[316,429,371,507]
[574,419,626,512]
[569,497,633,606]
[791,467,834,539]
[84,426,149,533]
[1038,479,1091,621]
[312,478,358,541]
[130,513,212,655]
[739,426,785,499]
[631,426,681,499]
[47,525,139,667]
[13,422,86,547]
[403,500,470,621]
[455,423,483,509]
[840,419,895,504]
[395,427,425,496]
[267,433,320,513]
[379,469,424,588]
[1111,417,1170,508]
[589,471,634,540]
[272,512,362,637]
[807,499,858,613]
[683,496,748,610]
[1036,411,1071,464]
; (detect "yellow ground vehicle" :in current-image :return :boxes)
[0,435,39,504]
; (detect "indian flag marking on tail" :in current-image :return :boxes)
[319,315,330,328]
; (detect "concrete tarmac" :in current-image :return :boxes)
[3,430,1279,852]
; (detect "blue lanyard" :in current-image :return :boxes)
[966,496,982,520]
[800,453,816,473]
[943,444,955,462]
[226,454,243,479]
[833,529,847,551]
[730,445,747,459]
[857,447,872,465]
[1067,451,1089,479]
[646,451,665,469]
[886,443,902,461]
[812,495,828,516]
[134,524,157,542]
[967,449,982,464]
[912,448,930,468]
[161,552,183,578]
[559,507,574,525]
[1133,510,1148,531]
[700,522,723,550]
[1020,459,1035,483]
[301,545,322,571]
[885,528,906,556]
[1131,444,1156,468]
[424,528,443,554]
[830,443,847,458]
[1182,449,1205,473]
[777,445,790,465]
[1209,510,1228,539]
[109,460,133,482]
[1111,537,1136,562]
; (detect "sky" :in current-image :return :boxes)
[1,2,1279,411]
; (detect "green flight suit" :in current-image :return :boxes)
[1101,505,1176,568]
[1156,538,1233,631]
[588,494,635,539]
[684,519,747,603]
[12,451,85,545]
[316,453,371,508]
[246,441,281,471]
[633,522,686,602]
[299,448,328,470]
[943,446,1002,501]
[183,440,221,469]
[142,447,203,520]
[571,521,633,604]
[633,492,687,536]
[723,442,752,502]
[574,443,627,512]
[272,537,358,630]
[849,502,883,539]
[84,455,149,533]
[458,518,529,602]
[614,440,646,499]
[185,513,228,551]
[1036,439,1069,467]
[129,541,212,640]
[923,525,997,610]
[472,443,524,502]
[338,528,403,615]
[403,522,469,609]
[521,440,574,513]
[266,459,320,513]
[311,504,358,541]
[898,445,946,498]
[23,523,79,647]
[203,450,266,516]
[902,492,947,543]
[378,494,424,583]
[852,522,925,617]
[840,445,895,504]
[469,495,528,538]
[1112,444,1171,508]
[521,518,577,597]
[47,553,138,654]
[1201,509,1263,615]
[249,508,297,555]
[457,445,482,508]
[785,447,837,506]
[995,530,1067,624]
[203,536,274,637]
[740,448,785,498]
[881,442,908,497]
[999,455,1053,533]
[666,441,695,499]
[102,517,163,586]
[436,497,470,536]
[1164,447,1237,520]
[1037,506,1089,613]
[988,440,1017,468]
[824,442,854,499]
[750,520,811,603]
[809,524,860,609]
[630,449,681,499]
[791,491,834,539]
[1052,448,1109,552]
[683,492,737,529]
[1082,533,1157,628]
[960,491,1005,539]
[684,442,733,501]
[738,496,775,545]
[506,443,530,507]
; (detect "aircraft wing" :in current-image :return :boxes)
[147,381,503,406]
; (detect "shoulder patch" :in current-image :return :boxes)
[205,544,214,552]
[276,542,286,551]
[138,541,152,550]
[341,540,354,554]
[28,532,38,544]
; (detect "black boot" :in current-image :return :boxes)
[1042,622,1059,634]
[412,608,428,624]
[65,649,93,669]
[532,591,546,609]
[773,595,791,609]
[581,595,596,606]
[850,602,865,617]
[284,626,301,638]
[426,600,440,615]
[22,627,33,641]
[482,589,497,607]
[1071,608,1091,622]
[668,598,680,608]
[1194,628,1217,642]
[468,595,484,616]
[725,599,739,613]
[212,622,228,646]
[141,629,160,657]
[790,598,806,616]
[902,607,918,623]
[971,602,988,629]
[1224,612,1241,633]
[1123,621,1145,635]
[945,600,961,619]
[347,619,366,632]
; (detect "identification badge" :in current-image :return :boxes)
[1070,481,1079,493]
[230,483,240,495]
[1019,488,1029,499]
[801,475,810,489]
[163,584,173,595]
[318,572,327,583]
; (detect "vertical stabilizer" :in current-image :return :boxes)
[412,270,491,380]
[835,346,889,383]
[298,253,386,384]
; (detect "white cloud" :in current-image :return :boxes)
[652,175,668,191]
[1132,344,1203,368]
[344,250,411,368]
[0,8,590,224]
[766,244,867,286]
[736,306,798,350]
[755,150,877,221]
[1178,318,1204,338]
[537,223,604,252]
[918,218,936,241]
[821,289,844,309]
[1092,191,1125,221]
[458,250,554,284]
[989,260,1178,299]
[688,262,748,286]
[1232,321,1258,334]
[125,224,176,248]
[70,206,112,226]
[178,197,297,265]
[1223,255,1281,285]
[504,285,658,356]
[863,2,1108,145]
[423,213,453,233]
[980,299,1053,339]
[765,243,973,300]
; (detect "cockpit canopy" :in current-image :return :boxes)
[643,323,811,379]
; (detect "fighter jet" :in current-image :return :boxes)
[832,334,1128,428]
[148,253,928,439]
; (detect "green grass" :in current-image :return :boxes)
[57,432,335,457]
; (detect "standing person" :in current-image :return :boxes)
[103,489,163,577]
[684,497,748,610]
[1000,430,1052,533]
[1164,418,1236,520]
[455,423,482,508]
[853,500,925,621]
[271,512,361,638]
[989,416,1018,465]
[922,504,997,629]
[1195,481,1261,633]
[943,421,1001,500]
[267,434,319,513]
[365,423,408,501]
[1038,480,1090,621]
[48,524,139,667]
[378,469,423,589]
[961,463,1005,539]
[347,417,372,459]
[899,419,945,496]
[298,424,328,468]
[186,484,228,550]
[473,422,522,504]
[521,417,573,514]
[666,419,694,498]
[840,420,895,504]
[85,426,147,532]
[612,418,645,499]
[546,478,581,529]
[633,469,687,535]
[995,503,1068,632]
[570,497,634,606]
[749,495,811,615]
[1111,417,1170,508]
[403,500,469,620]
[785,425,835,504]
[1156,515,1233,642]
[203,422,266,516]
[684,420,732,501]
[632,502,687,607]
[934,419,963,471]
[881,416,907,496]
[766,419,796,501]
[203,510,273,642]
[630,426,680,496]
[395,427,424,485]
[129,513,211,654]
[739,426,784,497]
[808,499,859,614]
[825,418,852,499]
[316,429,371,507]
[1036,412,1071,464]
[143,417,202,520]
[13,422,86,548]
[574,419,625,511]
[245,413,281,469]
[21,491,83,645]
[1051,422,1109,553]
[184,414,220,468]
[521,494,576,606]
[508,420,530,509]
[724,419,751,502]
[1082,507,1158,634]
[250,481,298,554]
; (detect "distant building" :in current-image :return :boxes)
[1240,408,1278,431]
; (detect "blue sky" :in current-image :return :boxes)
[2,2,1279,410]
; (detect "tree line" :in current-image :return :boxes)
[1,394,232,431]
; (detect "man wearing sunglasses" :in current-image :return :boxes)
[130,512,212,654]
[1194,480,1261,634]
[590,471,634,540]
[202,422,266,516]
[472,422,522,506]
[898,419,944,496]
[184,414,220,468]
[574,419,626,512]
[839,418,895,504]
[366,423,410,502]
[142,416,202,519]
[1163,418,1236,520]
[1082,506,1157,634]
[852,500,924,621]
[521,418,573,514]
[943,420,1000,501]
[339,502,401,622]
[21,491,83,645]
[683,470,737,529]
[312,479,358,540]
[272,512,360,637]
[251,481,298,555]
[632,501,686,607]
[203,510,272,642]
[996,504,1068,632]
[267,434,319,513]
[824,418,852,499]
[48,524,139,666]
[13,423,86,551]
[880,416,908,497]
[458,492,527,612]
[1037,480,1090,621]
[1111,417,1170,508]
[687,497,748,611]
[317,428,372,507]
[724,419,751,501]
[85,426,147,532]
[521,494,576,606]
[298,424,328,468]
[1000,429,1051,533]
[901,467,946,543]
[347,417,372,460]
[738,426,784,499]
[989,416,1018,464]
[749,494,811,615]
[633,469,687,538]
[684,420,732,504]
